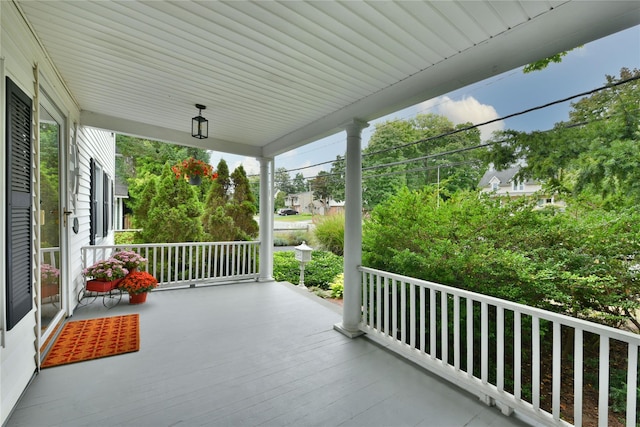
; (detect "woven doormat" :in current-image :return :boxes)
[42,314,139,368]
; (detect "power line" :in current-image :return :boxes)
[257,76,639,178]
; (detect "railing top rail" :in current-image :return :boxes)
[81,241,260,251]
[359,265,640,344]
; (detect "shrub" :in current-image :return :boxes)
[313,213,344,256]
[273,250,343,290]
[114,231,137,245]
[329,273,344,298]
[273,230,311,246]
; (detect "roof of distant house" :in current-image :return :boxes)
[478,166,538,188]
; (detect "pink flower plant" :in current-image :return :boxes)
[112,250,147,270]
[82,258,128,280]
[41,263,60,285]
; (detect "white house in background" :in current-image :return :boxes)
[285,191,345,215]
[478,165,562,208]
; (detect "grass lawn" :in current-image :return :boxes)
[274,213,312,222]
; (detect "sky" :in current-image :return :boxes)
[210,25,640,180]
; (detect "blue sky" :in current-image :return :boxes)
[211,25,640,179]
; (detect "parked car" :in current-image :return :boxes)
[278,209,299,216]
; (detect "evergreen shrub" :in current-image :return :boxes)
[273,250,343,290]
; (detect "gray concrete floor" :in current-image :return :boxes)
[8,281,532,427]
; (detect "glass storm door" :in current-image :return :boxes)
[39,100,66,340]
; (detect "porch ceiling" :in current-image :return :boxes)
[15,1,640,158]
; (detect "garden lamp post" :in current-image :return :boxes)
[294,241,313,288]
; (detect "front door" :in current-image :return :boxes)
[38,95,67,345]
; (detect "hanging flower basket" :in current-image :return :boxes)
[172,158,218,185]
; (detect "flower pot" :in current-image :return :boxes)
[86,278,121,292]
[128,292,148,304]
[189,175,202,185]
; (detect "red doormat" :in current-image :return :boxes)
[42,314,139,368]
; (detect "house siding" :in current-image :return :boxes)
[1,2,116,424]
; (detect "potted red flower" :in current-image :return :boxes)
[117,271,159,304]
[171,157,218,185]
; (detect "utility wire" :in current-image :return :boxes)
[254,76,639,178]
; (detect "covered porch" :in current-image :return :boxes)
[7,280,535,427]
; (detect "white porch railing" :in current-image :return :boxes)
[359,266,639,427]
[40,247,59,268]
[82,241,260,288]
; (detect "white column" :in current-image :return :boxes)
[334,119,368,338]
[258,157,274,281]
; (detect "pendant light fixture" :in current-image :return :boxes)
[191,104,208,139]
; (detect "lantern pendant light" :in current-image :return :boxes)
[192,104,208,139]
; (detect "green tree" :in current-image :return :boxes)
[275,167,294,194]
[362,114,485,209]
[142,164,203,243]
[310,171,332,211]
[228,165,258,240]
[202,163,258,241]
[292,172,307,193]
[483,68,640,206]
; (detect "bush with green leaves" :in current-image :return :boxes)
[273,250,343,290]
[329,273,344,298]
[313,213,344,256]
[363,186,640,330]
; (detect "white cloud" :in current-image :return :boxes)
[231,157,260,175]
[418,96,504,141]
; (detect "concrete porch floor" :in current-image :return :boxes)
[8,281,535,427]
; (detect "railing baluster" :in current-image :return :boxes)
[552,321,561,421]
[376,274,382,331]
[514,311,521,400]
[574,328,583,426]
[384,276,390,336]
[532,316,540,410]
[430,288,436,359]
[497,306,504,391]
[369,273,375,327]
[410,283,416,349]
[627,343,638,427]
[361,271,368,326]
[392,279,397,341]
[467,297,473,378]
[598,336,609,427]
[481,301,488,384]
[400,280,406,345]
[420,286,426,354]
[454,295,460,370]
[441,291,448,365]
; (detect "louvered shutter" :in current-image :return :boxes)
[6,77,33,330]
[90,158,95,245]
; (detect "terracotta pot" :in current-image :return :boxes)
[128,292,147,304]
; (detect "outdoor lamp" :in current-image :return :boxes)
[294,241,313,288]
[191,104,208,139]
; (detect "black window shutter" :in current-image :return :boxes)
[102,172,108,236]
[6,77,33,331]
[89,158,95,245]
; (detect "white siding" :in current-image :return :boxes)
[0,2,116,424]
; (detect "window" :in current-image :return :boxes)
[90,158,113,244]
[512,180,524,191]
[491,182,499,191]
